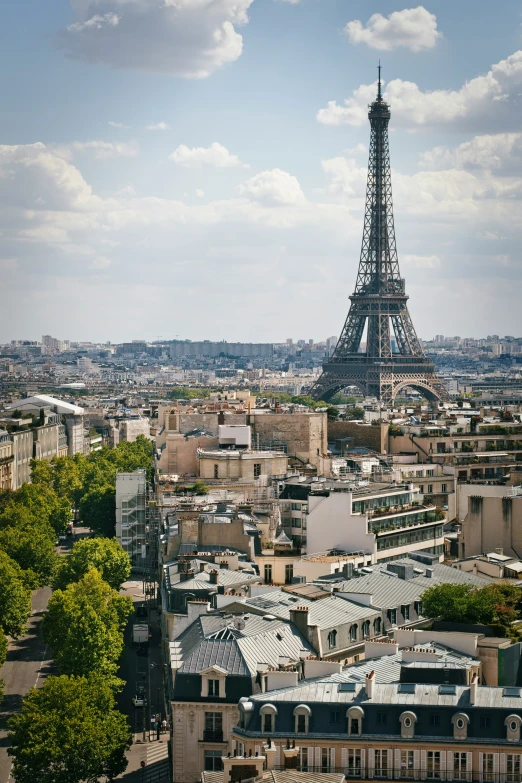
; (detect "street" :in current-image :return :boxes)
[0,587,53,783]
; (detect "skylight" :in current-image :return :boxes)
[398,683,416,694]
[439,685,456,695]
[339,683,356,692]
[503,687,520,697]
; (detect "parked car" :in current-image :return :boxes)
[132,695,147,708]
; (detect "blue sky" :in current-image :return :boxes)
[1,0,521,343]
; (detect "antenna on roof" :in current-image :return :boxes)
[377,60,382,101]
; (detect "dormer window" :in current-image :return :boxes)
[208,679,220,697]
[347,706,364,737]
[260,704,277,734]
[294,704,311,734]
[505,714,522,743]
[328,630,337,649]
[201,666,228,699]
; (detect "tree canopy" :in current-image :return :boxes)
[43,568,133,676]
[0,550,32,638]
[421,582,521,637]
[53,537,131,592]
[8,674,131,783]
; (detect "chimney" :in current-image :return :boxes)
[289,606,309,637]
[209,570,219,585]
[179,569,195,582]
[425,568,433,578]
[200,561,206,572]
[366,670,375,700]
[469,673,478,706]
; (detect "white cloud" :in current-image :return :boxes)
[56,140,139,160]
[169,142,248,168]
[238,169,306,206]
[56,0,254,78]
[345,6,441,52]
[317,49,522,131]
[146,122,169,131]
[402,254,441,268]
[421,133,522,173]
[108,120,130,128]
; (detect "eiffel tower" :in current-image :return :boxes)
[311,67,448,405]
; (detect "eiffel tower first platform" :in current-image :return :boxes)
[311,68,449,406]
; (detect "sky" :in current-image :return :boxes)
[1,0,522,344]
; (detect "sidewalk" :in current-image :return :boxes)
[117,579,171,783]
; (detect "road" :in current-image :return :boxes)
[0,587,54,783]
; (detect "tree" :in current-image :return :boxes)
[3,483,71,536]
[0,525,58,588]
[43,568,133,676]
[345,407,365,420]
[79,484,116,537]
[8,674,131,783]
[53,538,131,591]
[421,582,521,636]
[0,551,32,638]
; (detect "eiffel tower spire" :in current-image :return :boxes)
[311,68,448,405]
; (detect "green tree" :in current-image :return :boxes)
[0,525,58,588]
[53,538,131,591]
[0,551,32,638]
[43,568,133,676]
[345,407,365,420]
[79,484,116,537]
[421,583,521,636]
[3,483,70,536]
[8,674,131,783]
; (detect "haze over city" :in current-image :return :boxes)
[2,0,522,343]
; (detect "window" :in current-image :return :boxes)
[204,712,223,741]
[419,485,424,494]
[427,751,441,779]
[253,463,261,478]
[349,624,358,642]
[350,718,359,735]
[453,752,467,780]
[481,753,494,783]
[374,617,382,635]
[426,469,435,477]
[264,564,272,584]
[388,609,397,626]
[330,711,340,723]
[375,750,388,778]
[402,604,410,621]
[362,621,370,638]
[298,748,308,772]
[507,755,521,782]
[400,750,415,779]
[414,601,422,615]
[481,715,491,729]
[442,483,447,493]
[321,748,330,773]
[208,679,220,697]
[346,749,361,777]
[428,484,433,494]
[285,564,293,584]
[429,714,440,728]
[377,712,387,725]
[214,464,219,479]
[204,751,223,772]
[263,713,273,733]
[328,630,337,649]
[296,714,307,733]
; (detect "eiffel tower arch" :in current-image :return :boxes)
[311,68,449,406]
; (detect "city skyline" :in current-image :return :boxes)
[1,0,522,342]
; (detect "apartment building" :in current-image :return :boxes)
[0,430,13,490]
[198,449,288,483]
[232,675,522,782]
[115,468,147,565]
[457,485,522,559]
[280,479,446,563]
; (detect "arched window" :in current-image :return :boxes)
[373,617,382,635]
[399,711,418,739]
[505,714,522,743]
[362,621,370,638]
[260,704,277,734]
[347,706,364,736]
[294,704,312,734]
[451,712,469,740]
[349,624,358,642]
[328,630,337,649]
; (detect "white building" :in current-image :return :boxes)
[284,482,445,564]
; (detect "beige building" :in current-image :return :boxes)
[157,432,218,477]
[10,428,33,489]
[0,430,13,490]
[457,485,522,559]
[198,449,288,482]
[250,411,327,471]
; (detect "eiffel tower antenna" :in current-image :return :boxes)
[310,69,448,406]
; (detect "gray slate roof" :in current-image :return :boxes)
[228,590,379,631]
[321,558,488,610]
[251,678,522,710]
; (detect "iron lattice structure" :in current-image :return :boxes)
[311,71,448,405]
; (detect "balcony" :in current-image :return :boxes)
[202,730,224,742]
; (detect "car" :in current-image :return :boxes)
[132,696,147,708]
[58,535,67,542]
